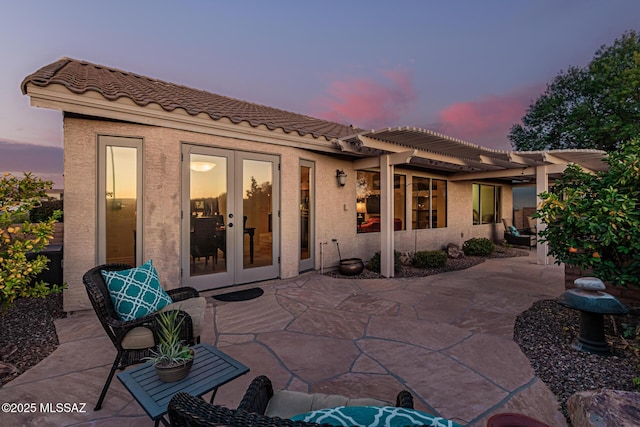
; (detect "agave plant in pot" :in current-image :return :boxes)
[145,308,195,382]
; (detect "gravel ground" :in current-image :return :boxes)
[2,247,638,427]
[0,293,66,387]
[514,299,640,424]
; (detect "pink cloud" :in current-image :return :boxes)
[313,68,417,130]
[432,84,544,150]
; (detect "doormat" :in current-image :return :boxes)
[212,287,264,302]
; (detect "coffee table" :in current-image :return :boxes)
[117,343,249,426]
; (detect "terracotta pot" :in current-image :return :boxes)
[339,258,364,276]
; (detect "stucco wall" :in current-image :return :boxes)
[62,116,513,312]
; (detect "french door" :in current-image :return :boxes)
[181,145,280,291]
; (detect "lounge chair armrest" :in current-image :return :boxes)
[168,286,200,302]
[169,392,330,427]
[237,375,274,414]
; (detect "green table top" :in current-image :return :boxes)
[117,343,250,421]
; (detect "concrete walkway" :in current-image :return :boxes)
[0,253,568,426]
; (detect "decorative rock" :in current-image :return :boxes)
[568,389,640,427]
[447,243,463,259]
[398,251,414,266]
[574,277,606,291]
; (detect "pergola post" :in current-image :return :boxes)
[380,154,394,277]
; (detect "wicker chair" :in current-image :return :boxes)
[168,375,416,427]
[502,218,536,249]
[82,263,201,410]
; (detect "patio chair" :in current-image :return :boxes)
[502,218,536,249]
[191,217,218,268]
[82,263,206,410]
[168,375,418,427]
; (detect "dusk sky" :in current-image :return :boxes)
[1,1,639,188]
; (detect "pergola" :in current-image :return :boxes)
[335,127,608,277]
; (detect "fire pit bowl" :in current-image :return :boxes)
[339,258,364,276]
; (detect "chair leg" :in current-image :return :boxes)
[95,353,122,411]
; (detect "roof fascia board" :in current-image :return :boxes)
[25,84,339,154]
[449,163,567,181]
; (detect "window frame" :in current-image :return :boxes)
[472,183,502,225]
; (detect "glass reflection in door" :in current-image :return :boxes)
[104,145,138,265]
[242,159,272,269]
[190,154,227,276]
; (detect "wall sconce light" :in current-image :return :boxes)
[336,169,347,187]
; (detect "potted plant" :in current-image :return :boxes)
[145,308,195,382]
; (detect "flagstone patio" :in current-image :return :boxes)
[0,253,568,426]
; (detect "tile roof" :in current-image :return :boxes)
[21,57,362,140]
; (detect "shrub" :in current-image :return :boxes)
[535,138,640,288]
[366,251,401,273]
[463,238,495,256]
[30,200,63,223]
[0,172,64,313]
[414,250,448,269]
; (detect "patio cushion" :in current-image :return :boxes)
[121,296,207,349]
[291,406,462,427]
[264,389,389,419]
[101,260,173,321]
[508,225,521,237]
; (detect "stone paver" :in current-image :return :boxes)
[0,253,567,426]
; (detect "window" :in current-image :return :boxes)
[473,183,501,225]
[98,136,143,265]
[356,171,406,233]
[412,177,447,229]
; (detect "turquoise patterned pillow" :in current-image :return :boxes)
[509,225,521,237]
[101,260,173,321]
[291,406,462,427]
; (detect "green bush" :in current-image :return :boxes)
[463,238,495,256]
[366,251,401,273]
[30,200,63,223]
[535,138,640,288]
[414,250,448,268]
[1,172,64,313]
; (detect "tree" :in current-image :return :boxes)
[533,139,640,288]
[510,30,640,152]
[0,172,63,313]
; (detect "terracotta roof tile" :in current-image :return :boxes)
[22,57,362,140]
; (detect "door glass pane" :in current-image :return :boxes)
[393,174,406,230]
[472,184,480,225]
[243,159,272,269]
[431,179,447,228]
[412,177,429,229]
[480,185,496,224]
[105,146,137,265]
[190,154,227,276]
[300,165,311,260]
